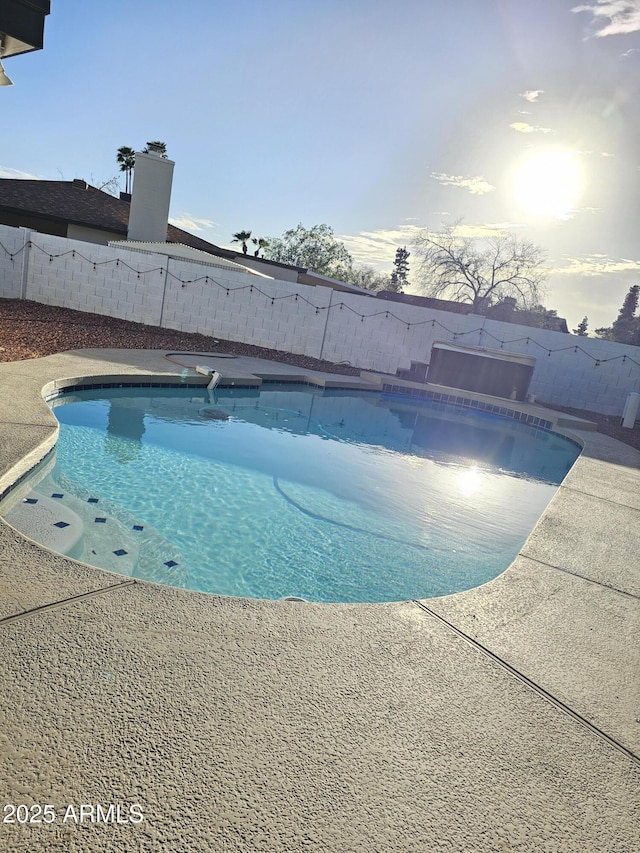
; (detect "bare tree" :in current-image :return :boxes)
[95,175,121,197]
[413,223,547,312]
[348,265,391,291]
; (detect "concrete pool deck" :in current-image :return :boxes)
[0,349,638,852]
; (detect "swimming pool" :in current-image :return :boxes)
[2,384,580,603]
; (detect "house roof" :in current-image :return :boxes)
[376,290,569,332]
[376,290,473,314]
[224,253,307,274]
[0,178,230,255]
[298,270,374,295]
[107,240,271,277]
[0,178,375,296]
[0,0,50,58]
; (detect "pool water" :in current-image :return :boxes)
[4,385,580,603]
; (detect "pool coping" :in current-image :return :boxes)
[0,348,638,851]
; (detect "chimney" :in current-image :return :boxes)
[127,147,175,243]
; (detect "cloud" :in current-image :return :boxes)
[450,222,525,238]
[572,1,640,37]
[339,226,423,267]
[339,222,529,268]
[430,172,495,195]
[339,226,445,268]
[0,166,43,179]
[168,214,218,232]
[520,90,544,102]
[550,254,640,276]
[620,46,640,55]
[509,122,554,134]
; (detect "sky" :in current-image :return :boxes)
[1,0,639,331]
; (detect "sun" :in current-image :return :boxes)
[511,150,583,219]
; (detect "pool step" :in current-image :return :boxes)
[4,491,84,556]
[36,471,186,584]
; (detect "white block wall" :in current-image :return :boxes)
[320,291,486,370]
[0,225,28,299]
[23,233,165,326]
[159,260,330,358]
[318,291,640,414]
[0,223,638,416]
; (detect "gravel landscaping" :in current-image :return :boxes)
[1,297,638,451]
[0,298,360,374]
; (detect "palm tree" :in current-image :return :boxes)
[231,230,252,254]
[116,146,136,194]
[252,237,269,257]
[143,141,168,158]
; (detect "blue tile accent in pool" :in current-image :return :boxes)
[113,549,128,557]
[133,525,144,531]
[51,493,64,499]
[95,517,107,523]
[380,383,555,433]
[24,497,38,504]
[53,521,70,528]
[44,381,211,402]
[260,379,363,390]
[87,497,99,504]
[164,560,178,568]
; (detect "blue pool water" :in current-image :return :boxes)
[5,385,580,603]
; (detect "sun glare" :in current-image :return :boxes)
[458,465,481,498]
[511,150,583,220]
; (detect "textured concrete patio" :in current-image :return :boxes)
[0,350,638,852]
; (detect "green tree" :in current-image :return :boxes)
[515,304,567,332]
[413,223,547,312]
[116,145,136,194]
[252,237,269,257]
[263,223,354,280]
[389,246,410,292]
[596,285,640,345]
[231,230,253,254]
[573,316,589,336]
[143,141,168,158]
